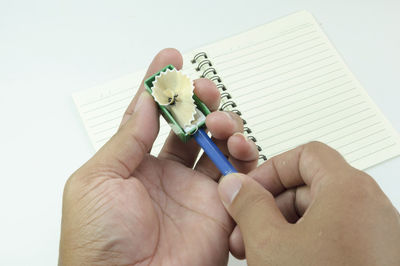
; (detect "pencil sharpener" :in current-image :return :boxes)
[144,64,211,142]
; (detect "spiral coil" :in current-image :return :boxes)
[191,52,267,162]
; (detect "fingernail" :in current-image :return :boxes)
[219,174,242,206]
[233,132,248,142]
[134,92,147,113]
[233,132,258,152]
[222,111,234,121]
[222,111,235,127]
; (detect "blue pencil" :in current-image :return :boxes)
[194,129,237,176]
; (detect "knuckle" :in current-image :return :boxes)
[301,141,347,172]
[303,141,330,155]
[339,169,386,205]
[299,142,324,167]
[304,141,344,160]
[306,140,326,148]
[351,170,380,194]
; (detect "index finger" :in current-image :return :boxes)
[248,141,352,196]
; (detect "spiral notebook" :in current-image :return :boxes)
[73,10,400,170]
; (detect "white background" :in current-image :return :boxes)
[0,0,399,265]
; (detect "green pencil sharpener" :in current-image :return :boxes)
[144,64,211,143]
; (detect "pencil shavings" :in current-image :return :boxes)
[152,68,196,128]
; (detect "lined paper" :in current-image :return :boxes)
[73,10,400,170]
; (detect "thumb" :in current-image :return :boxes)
[218,173,287,241]
[89,91,159,177]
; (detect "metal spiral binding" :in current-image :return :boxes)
[191,52,267,162]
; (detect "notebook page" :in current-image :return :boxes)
[190,10,400,170]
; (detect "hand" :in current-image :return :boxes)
[59,48,259,265]
[218,142,400,266]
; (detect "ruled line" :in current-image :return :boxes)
[83,97,131,114]
[228,54,334,85]
[323,121,381,144]
[344,136,393,157]
[223,46,329,80]
[93,125,119,136]
[261,100,365,133]
[349,143,396,163]
[238,73,346,107]
[95,130,169,145]
[265,120,382,157]
[257,99,365,137]
[95,122,171,141]
[78,87,134,107]
[237,69,344,102]
[90,115,121,129]
[217,32,320,69]
[260,109,373,147]
[87,106,126,121]
[92,108,171,135]
[232,62,339,98]
[267,137,394,162]
[254,96,363,131]
[220,44,327,80]
[248,82,354,122]
[334,129,386,150]
[212,23,313,59]
[92,112,180,138]
[252,87,359,123]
